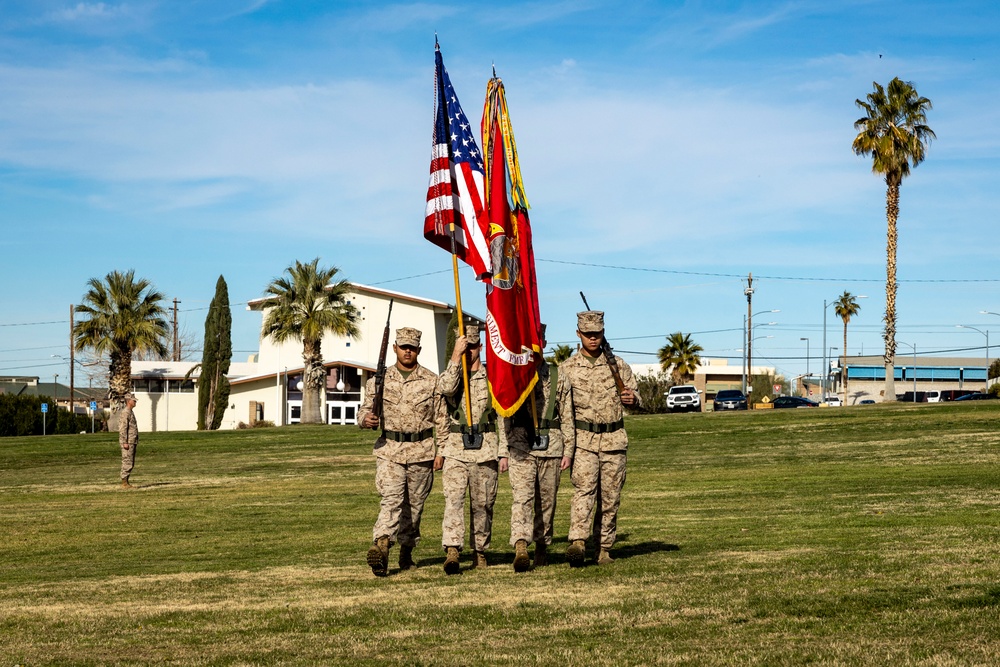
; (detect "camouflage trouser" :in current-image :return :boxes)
[372,458,434,547]
[120,443,137,480]
[568,449,627,549]
[441,458,498,552]
[508,449,562,546]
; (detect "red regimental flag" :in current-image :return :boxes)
[423,46,492,280]
[483,80,542,417]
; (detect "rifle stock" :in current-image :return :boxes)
[371,299,394,430]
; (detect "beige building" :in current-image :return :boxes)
[632,358,776,402]
[130,284,477,432]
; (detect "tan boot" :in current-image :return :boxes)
[398,545,415,571]
[566,539,586,568]
[366,536,390,577]
[533,543,548,568]
[443,546,461,575]
[513,540,530,572]
[121,477,132,489]
[597,548,614,565]
[472,551,488,569]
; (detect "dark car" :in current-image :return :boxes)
[953,392,996,401]
[771,396,819,409]
[713,389,748,411]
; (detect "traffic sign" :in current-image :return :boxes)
[41,403,48,413]
[773,384,781,394]
[90,401,97,411]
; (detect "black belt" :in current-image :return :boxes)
[574,419,623,434]
[449,423,497,434]
[382,428,434,443]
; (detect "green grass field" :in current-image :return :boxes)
[2,402,998,666]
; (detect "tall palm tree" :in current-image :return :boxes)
[657,332,704,384]
[262,259,360,424]
[833,291,862,404]
[73,270,169,422]
[853,77,934,401]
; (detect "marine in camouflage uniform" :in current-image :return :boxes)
[503,324,573,571]
[560,310,641,566]
[435,324,509,574]
[359,327,441,577]
[119,393,139,488]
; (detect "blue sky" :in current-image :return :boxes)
[2,0,999,388]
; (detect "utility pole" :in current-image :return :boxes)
[172,298,181,362]
[69,304,75,415]
[744,273,754,394]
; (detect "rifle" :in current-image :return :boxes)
[371,299,394,430]
[579,292,626,397]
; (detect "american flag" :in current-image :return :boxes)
[423,46,492,279]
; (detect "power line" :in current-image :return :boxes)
[536,258,1000,283]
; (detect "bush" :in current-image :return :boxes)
[252,420,275,429]
[634,371,671,414]
[988,383,1000,398]
[0,395,99,436]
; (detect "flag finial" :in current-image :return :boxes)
[492,62,496,78]
[435,32,439,50]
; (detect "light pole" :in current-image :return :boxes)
[827,347,838,397]
[744,309,779,393]
[800,337,810,394]
[957,325,989,391]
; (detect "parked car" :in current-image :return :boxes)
[824,395,842,407]
[925,390,941,403]
[859,399,877,405]
[666,385,702,412]
[772,396,819,409]
[953,392,996,401]
[713,389,748,411]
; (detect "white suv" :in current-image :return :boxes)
[666,385,702,413]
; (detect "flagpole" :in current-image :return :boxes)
[448,227,474,425]
[434,40,473,423]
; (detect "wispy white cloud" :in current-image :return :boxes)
[45,2,131,23]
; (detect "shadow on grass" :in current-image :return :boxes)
[407,536,681,571]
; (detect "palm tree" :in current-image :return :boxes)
[261,259,360,424]
[657,332,704,384]
[853,77,934,401]
[833,291,862,404]
[546,344,574,365]
[73,270,169,422]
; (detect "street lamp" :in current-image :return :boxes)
[957,325,989,391]
[744,309,779,393]
[800,337,810,391]
[827,347,838,398]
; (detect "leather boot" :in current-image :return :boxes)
[533,543,548,568]
[473,551,488,569]
[121,477,132,489]
[566,539,586,568]
[398,545,415,571]
[597,548,614,565]
[366,536,390,577]
[444,546,461,575]
[513,540,530,572]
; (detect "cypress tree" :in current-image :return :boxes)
[198,275,232,430]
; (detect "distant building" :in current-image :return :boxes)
[832,354,991,404]
[130,283,479,432]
